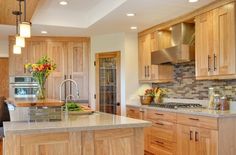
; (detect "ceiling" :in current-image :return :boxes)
[0,0,215,40]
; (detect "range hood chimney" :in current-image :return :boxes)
[151,23,195,65]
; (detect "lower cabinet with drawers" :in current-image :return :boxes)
[126,105,236,155]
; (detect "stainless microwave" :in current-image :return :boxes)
[9,76,38,99]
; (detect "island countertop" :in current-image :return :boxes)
[3,112,151,136]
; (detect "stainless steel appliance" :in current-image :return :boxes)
[149,102,202,109]
[9,76,38,99]
[151,23,195,64]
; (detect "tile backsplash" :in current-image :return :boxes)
[153,62,236,100]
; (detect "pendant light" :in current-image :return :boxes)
[16,0,25,47]
[12,11,22,54]
[19,0,31,38]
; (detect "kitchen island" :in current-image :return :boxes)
[3,112,151,155]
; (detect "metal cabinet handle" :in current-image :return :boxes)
[195,132,199,142]
[155,122,164,126]
[147,65,150,77]
[190,130,193,140]
[214,54,217,71]
[155,140,164,145]
[189,118,199,121]
[144,66,147,77]
[208,55,211,71]
[155,113,164,116]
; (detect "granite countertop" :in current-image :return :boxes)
[126,104,236,118]
[3,112,151,136]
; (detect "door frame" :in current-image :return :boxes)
[95,51,121,115]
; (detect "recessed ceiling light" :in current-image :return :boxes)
[41,31,48,34]
[126,13,135,17]
[188,0,198,3]
[130,26,137,30]
[169,27,173,31]
[59,1,68,5]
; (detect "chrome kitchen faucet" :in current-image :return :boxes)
[59,79,80,101]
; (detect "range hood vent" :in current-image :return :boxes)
[151,23,195,65]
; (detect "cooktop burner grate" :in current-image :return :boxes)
[149,102,202,109]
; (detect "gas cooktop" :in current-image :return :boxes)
[149,102,202,109]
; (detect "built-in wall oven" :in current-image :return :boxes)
[9,76,38,99]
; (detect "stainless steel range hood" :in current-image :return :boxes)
[151,23,195,65]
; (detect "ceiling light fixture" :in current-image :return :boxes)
[12,11,23,54]
[130,26,137,30]
[19,0,31,38]
[13,45,22,54]
[41,31,48,34]
[59,1,68,5]
[188,0,199,3]
[126,13,135,17]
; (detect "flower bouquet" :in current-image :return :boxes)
[25,56,56,100]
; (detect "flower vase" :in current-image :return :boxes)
[37,84,46,100]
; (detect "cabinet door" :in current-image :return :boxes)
[195,11,214,78]
[195,128,218,155]
[0,58,9,97]
[177,124,196,155]
[47,42,67,100]
[139,34,151,81]
[213,3,236,75]
[67,41,89,101]
[9,41,29,76]
[27,41,47,63]
[126,107,142,119]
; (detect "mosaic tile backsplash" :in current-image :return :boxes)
[153,62,236,100]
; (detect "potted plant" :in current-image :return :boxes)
[140,88,155,105]
[25,56,56,100]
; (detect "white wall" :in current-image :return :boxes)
[0,40,9,57]
[90,32,151,115]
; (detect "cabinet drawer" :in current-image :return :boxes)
[177,114,218,130]
[126,107,141,119]
[147,135,176,155]
[150,120,176,142]
[147,109,176,122]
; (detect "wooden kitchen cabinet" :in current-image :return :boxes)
[68,41,89,100]
[27,41,47,64]
[126,106,143,119]
[138,33,173,83]
[177,124,218,155]
[0,58,9,97]
[9,40,29,76]
[47,41,68,100]
[195,2,236,80]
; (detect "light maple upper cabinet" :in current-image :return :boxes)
[67,41,89,100]
[195,2,236,79]
[9,40,29,76]
[138,32,173,83]
[27,41,47,63]
[47,42,68,100]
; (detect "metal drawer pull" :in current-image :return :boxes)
[155,122,164,126]
[155,141,164,145]
[195,132,199,142]
[214,54,217,71]
[190,131,193,140]
[155,113,164,116]
[208,55,211,71]
[129,109,135,112]
[189,118,199,121]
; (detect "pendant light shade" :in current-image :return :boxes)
[13,45,22,54]
[16,35,25,47]
[20,21,31,38]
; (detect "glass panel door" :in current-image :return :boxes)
[99,57,117,114]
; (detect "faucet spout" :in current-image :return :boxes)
[59,79,79,101]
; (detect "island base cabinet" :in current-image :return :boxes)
[4,128,144,155]
[177,124,218,155]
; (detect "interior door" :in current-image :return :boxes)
[47,41,67,100]
[95,52,121,115]
[67,41,89,101]
[195,11,214,77]
[213,3,236,75]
